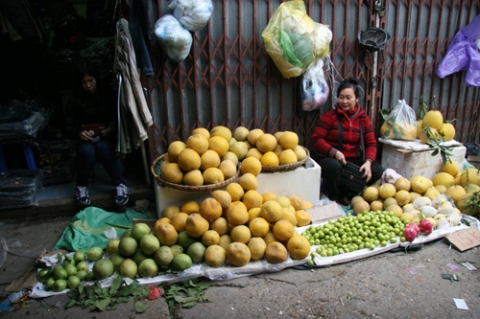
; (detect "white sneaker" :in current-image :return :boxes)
[115,184,129,206]
[75,186,91,206]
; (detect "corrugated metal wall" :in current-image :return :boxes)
[146,0,480,160]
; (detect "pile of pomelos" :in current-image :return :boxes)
[380,109,456,143]
[159,125,308,186]
[417,110,456,143]
[155,161,313,269]
[354,162,480,227]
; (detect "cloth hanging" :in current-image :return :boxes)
[114,18,153,155]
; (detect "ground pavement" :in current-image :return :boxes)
[0,213,479,319]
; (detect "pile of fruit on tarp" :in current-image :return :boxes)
[35,126,316,296]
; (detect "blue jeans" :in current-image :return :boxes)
[76,139,126,187]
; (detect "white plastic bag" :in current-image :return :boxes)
[168,0,214,32]
[301,59,330,111]
[380,99,417,141]
[154,14,193,62]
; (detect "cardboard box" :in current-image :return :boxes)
[467,155,480,170]
[381,143,466,180]
[154,157,322,218]
[307,202,343,224]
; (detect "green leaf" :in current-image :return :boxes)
[95,298,111,311]
[78,282,85,294]
[134,301,147,313]
[183,301,198,308]
[65,299,77,308]
[110,274,123,294]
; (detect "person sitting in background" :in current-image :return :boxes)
[63,64,128,207]
[311,77,384,205]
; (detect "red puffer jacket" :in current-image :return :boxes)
[311,104,377,162]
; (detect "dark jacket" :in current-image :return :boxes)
[63,85,117,142]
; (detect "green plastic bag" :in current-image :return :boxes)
[52,207,155,252]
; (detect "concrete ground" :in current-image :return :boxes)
[0,211,479,319]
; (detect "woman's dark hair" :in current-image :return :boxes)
[337,77,360,98]
[75,62,100,87]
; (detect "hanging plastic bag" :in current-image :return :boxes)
[262,0,332,79]
[168,0,214,32]
[301,59,330,111]
[436,14,480,87]
[380,99,417,141]
[154,14,193,62]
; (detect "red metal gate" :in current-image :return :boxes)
[146,0,480,161]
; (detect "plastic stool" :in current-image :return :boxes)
[0,143,37,173]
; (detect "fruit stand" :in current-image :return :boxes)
[30,124,480,302]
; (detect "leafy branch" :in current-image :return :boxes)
[66,273,150,312]
[423,126,454,164]
[417,95,428,119]
[163,279,210,317]
[463,191,480,216]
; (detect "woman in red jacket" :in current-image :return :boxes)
[311,78,384,205]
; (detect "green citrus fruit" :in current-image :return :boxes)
[93,259,114,280]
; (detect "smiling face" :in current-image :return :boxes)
[82,74,97,94]
[337,87,358,112]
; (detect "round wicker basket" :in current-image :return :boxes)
[261,147,310,172]
[151,154,241,191]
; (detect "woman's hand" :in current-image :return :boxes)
[360,161,373,182]
[79,130,93,141]
[334,151,347,165]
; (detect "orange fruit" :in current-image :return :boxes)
[226,182,245,201]
[265,242,288,263]
[249,217,270,237]
[241,157,262,176]
[226,242,251,266]
[242,190,263,210]
[256,133,277,153]
[230,225,251,244]
[202,230,220,246]
[295,209,311,226]
[178,148,201,171]
[260,200,283,223]
[154,223,178,246]
[273,219,295,241]
[287,235,311,260]
[185,213,210,238]
[247,237,267,260]
[199,197,223,221]
[186,134,209,154]
[170,212,189,232]
[226,205,249,226]
[181,201,200,215]
[210,217,228,235]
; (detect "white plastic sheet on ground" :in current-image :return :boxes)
[297,216,476,267]
[29,253,308,298]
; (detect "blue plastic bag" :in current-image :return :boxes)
[436,14,480,87]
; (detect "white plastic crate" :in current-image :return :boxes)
[380,140,466,180]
